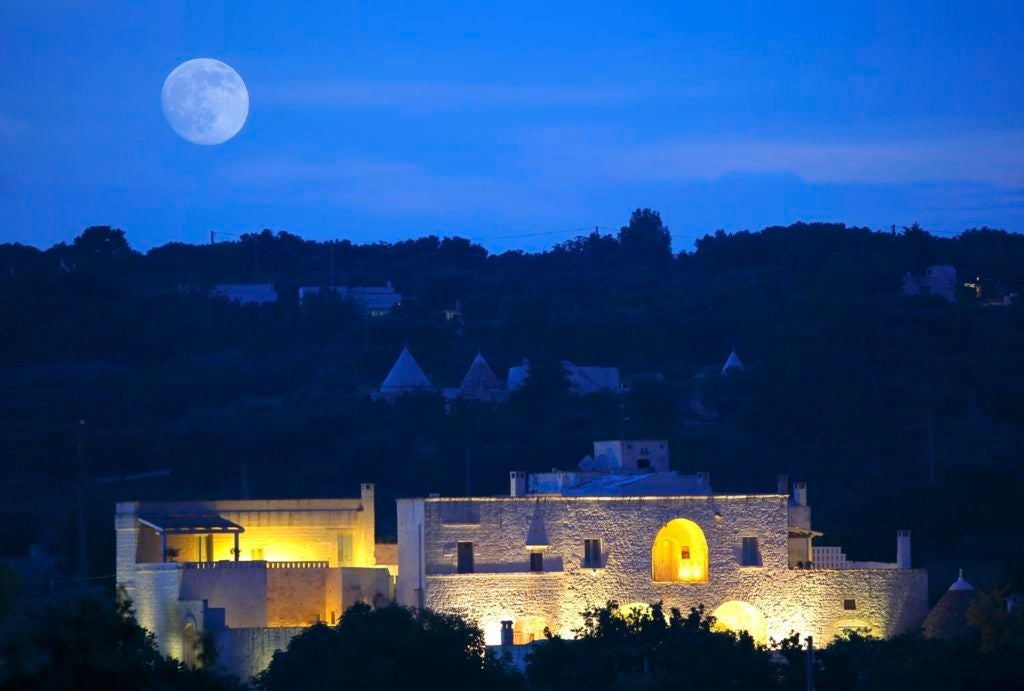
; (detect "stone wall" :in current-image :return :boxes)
[180,563,268,628]
[214,626,305,683]
[267,566,327,626]
[129,564,187,658]
[401,495,928,645]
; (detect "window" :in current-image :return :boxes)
[530,551,544,572]
[740,537,761,566]
[583,539,602,568]
[457,541,474,573]
[652,519,709,583]
[843,598,857,611]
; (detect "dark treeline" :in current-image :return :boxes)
[3,594,1022,690]
[2,212,1023,600]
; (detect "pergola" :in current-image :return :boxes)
[139,514,245,562]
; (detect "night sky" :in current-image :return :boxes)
[2,1,1022,252]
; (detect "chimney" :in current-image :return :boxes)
[510,471,527,497]
[897,530,911,569]
[776,474,789,495]
[792,482,807,507]
[500,620,514,646]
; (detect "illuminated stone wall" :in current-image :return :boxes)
[213,626,305,683]
[398,495,928,645]
[115,485,381,673]
[267,566,326,626]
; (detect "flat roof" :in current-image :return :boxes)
[138,514,244,534]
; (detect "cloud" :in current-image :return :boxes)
[599,131,1024,188]
[215,155,531,218]
[256,79,714,112]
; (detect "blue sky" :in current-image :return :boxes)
[2,1,1022,252]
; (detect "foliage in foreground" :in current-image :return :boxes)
[254,602,522,691]
[0,592,240,691]
[527,601,798,691]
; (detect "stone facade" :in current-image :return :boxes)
[115,485,392,681]
[397,441,928,647]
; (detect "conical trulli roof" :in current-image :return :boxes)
[459,353,503,396]
[923,569,978,639]
[721,349,745,376]
[381,347,433,393]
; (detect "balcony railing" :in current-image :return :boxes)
[181,560,329,570]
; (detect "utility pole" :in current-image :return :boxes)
[253,233,259,278]
[76,419,87,582]
[210,230,215,245]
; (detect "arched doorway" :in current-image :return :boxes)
[513,616,549,644]
[182,618,199,668]
[651,518,709,583]
[711,601,768,644]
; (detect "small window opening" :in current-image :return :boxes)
[457,542,474,573]
[843,598,857,611]
[583,539,602,568]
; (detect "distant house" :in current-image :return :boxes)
[444,353,508,403]
[379,347,435,397]
[902,265,957,303]
[721,349,745,376]
[211,284,278,305]
[507,360,621,395]
[299,282,402,316]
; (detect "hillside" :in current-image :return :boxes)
[2,211,1022,602]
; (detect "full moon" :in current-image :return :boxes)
[161,58,249,145]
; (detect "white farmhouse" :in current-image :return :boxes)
[397,440,927,647]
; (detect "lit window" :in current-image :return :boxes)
[583,539,602,568]
[843,598,857,611]
[530,551,544,572]
[457,542,474,573]
[652,519,708,583]
[740,537,761,566]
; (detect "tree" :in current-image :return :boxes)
[618,209,672,267]
[0,593,240,691]
[71,226,133,256]
[527,601,795,691]
[254,603,521,691]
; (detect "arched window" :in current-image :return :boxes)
[513,616,549,645]
[651,518,709,583]
[711,601,768,644]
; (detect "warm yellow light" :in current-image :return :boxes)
[711,601,768,645]
[513,616,549,644]
[833,618,873,637]
[652,518,709,583]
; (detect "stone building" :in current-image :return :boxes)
[396,440,928,647]
[379,347,434,397]
[115,485,392,681]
